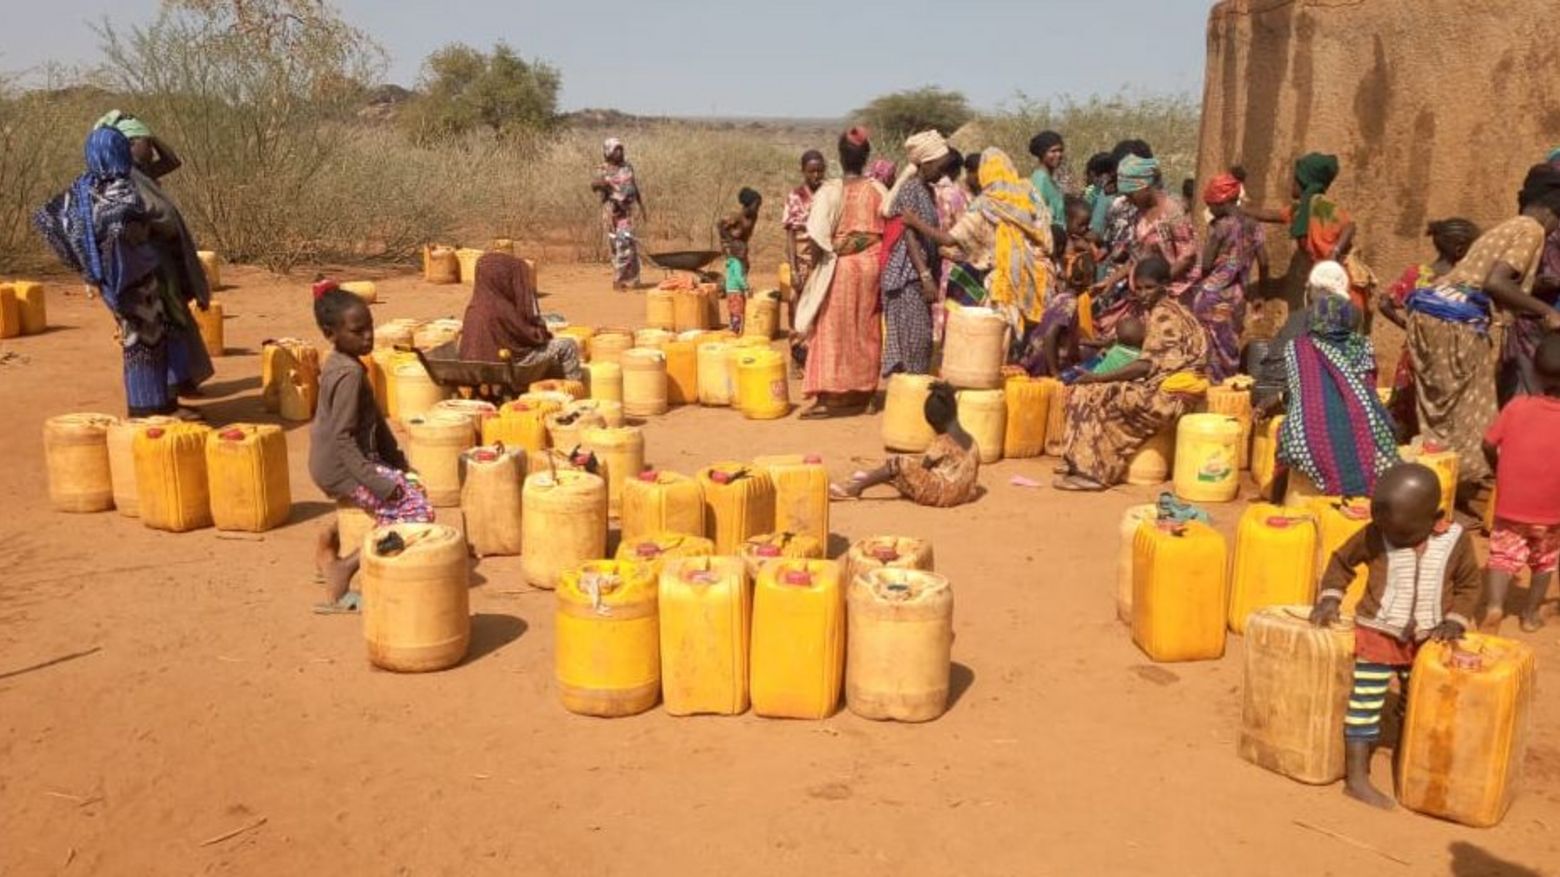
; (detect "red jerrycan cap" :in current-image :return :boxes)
[684,569,718,584]
[756,544,782,557]
[803,454,823,465]
[709,470,733,485]
[638,470,659,482]
[472,448,499,463]
[1421,439,1447,454]
[145,427,166,439]
[782,569,814,587]
[870,545,899,562]
[1265,516,1298,528]
[218,427,245,441]
[634,542,663,558]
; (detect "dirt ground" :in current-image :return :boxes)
[2,262,1557,876]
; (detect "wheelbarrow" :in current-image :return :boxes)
[646,250,722,283]
[413,341,562,402]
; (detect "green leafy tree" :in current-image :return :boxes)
[855,87,973,146]
[403,42,560,142]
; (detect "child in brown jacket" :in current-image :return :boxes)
[1310,463,1482,809]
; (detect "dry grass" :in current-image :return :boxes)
[0,87,1199,277]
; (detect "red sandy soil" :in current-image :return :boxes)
[1,262,1556,876]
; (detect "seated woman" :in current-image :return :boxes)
[1055,256,1209,491]
[1270,295,1401,498]
[458,252,582,381]
[830,382,979,507]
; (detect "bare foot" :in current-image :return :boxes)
[1480,609,1505,634]
[321,554,358,604]
[315,523,341,576]
[1343,777,1396,810]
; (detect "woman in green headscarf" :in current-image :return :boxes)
[95,109,213,397]
[1251,152,1375,325]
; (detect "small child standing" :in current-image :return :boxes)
[829,382,979,508]
[1310,463,1482,809]
[308,289,432,613]
[1480,334,1560,632]
[718,187,762,333]
[1062,315,1144,385]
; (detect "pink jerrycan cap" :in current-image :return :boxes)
[218,427,245,441]
[637,470,659,482]
[684,569,718,584]
[803,454,823,464]
[870,544,899,562]
[782,569,813,587]
[472,448,499,463]
[1421,439,1447,454]
[634,542,663,558]
[755,543,782,557]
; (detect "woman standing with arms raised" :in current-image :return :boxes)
[34,128,202,419]
[796,128,887,419]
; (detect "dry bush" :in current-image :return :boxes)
[972,92,1202,189]
[0,78,106,273]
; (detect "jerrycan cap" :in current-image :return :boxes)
[683,569,718,584]
[1265,515,1302,528]
[870,545,899,562]
[145,427,166,439]
[709,469,734,484]
[782,569,813,587]
[637,470,660,482]
[755,544,782,557]
[1421,439,1447,454]
[472,448,499,463]
[803,454,823,465]
[1448,647,1484,671]
[634,542,663,559]
[218,427,245,441]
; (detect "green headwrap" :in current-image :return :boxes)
[1116,154,1159,194]
[1548,146,1560,164]
[1290,152,1339,239]
[94,109,152,141]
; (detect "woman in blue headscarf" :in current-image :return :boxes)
[34,128,201,418]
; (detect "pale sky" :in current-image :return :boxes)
[3,0,1211,117]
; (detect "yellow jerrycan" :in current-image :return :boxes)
[1399,439,1459,521]
[406,411,476,507]
[43,413,118,513]
[1131,520,1228,662]
[645,289,676,330]
[1205,379,1253,469]
[846,568,954,723]
[1126,425,1175,486]
[633,327,673,350]
[673,289,711,332]
[1115,504,1159,624]
[750,559,845,719]
[663,338,699,406]
[696,342,734,406]
[107,416,175,517]
[621,348,669,417]
[1228,503,1317,634]
[697,462,776,553]
[521,471,608,589]
[752,454,830,544]
[736,348,790,420]
[1238,606,1355,784]
[843,535,935,584]
[882,373,937,452]
[261,338,320,414]
[133,422,214,532]
[1250,415,1284,500]
[459,445,526,557]
[194,300,224,357]
[743,290,780,339]
[11,280,46,334]
[939,305,1007,389]
[566,398,624,428]
[432,398,497,434]
[955,388,1006,464]
[740,531,825,580]
[659,556,752,716]
[545,406,604,452]
[1043,384,1071,457]
[1173,414,1241,502]
[615,532,715,577]
[588,328,634,365]
[585,360,623,403]
[391,361,446,424]
[484,399,560,451]
[1309,496,1372,611]
[206,424,292,532]
[529,378,587,400]
[555,560,660,717]
[620,470,705,543]
[361,523,470,672]
[1002,375,1056,459]
[1399,634,1535,827]
[581,425,646,518]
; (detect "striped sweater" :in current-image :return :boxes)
[1318,522,1481,639]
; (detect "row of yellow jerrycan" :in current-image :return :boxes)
[882,372,1059,464]
[1117,496,1387,662]
[1237,607,1533,827]
[645,288,782,339]
[420,242,525,286]
[554,543,952,721]
[459,455,832,587]
[0,280,48,338]
[555,325,792,419]
[42,414,292,533]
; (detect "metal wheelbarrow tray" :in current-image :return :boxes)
[412,341,561,395]
[646,250,721,272]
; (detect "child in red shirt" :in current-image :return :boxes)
[1481,334,1560,632]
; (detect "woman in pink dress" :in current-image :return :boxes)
[798,128,887,418]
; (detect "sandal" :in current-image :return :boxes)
[1052,474,1107,492]
[829,482,861,502]
[312,591,362,615]
[799,404,837,421]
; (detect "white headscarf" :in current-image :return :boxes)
[883,129,950,215]
[1306,260,1350,303]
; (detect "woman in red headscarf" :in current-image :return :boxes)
[1188,171,1267,382]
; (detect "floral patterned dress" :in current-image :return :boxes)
[1062,297,1209,485]
[1188,212,1264,382]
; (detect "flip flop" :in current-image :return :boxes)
[1053,474,1107,492]
[798,405,837,421]
[312,591,362,615]
[828,483,861,502]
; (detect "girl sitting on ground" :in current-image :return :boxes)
[830,381,980,507]
[309,289,433,613]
